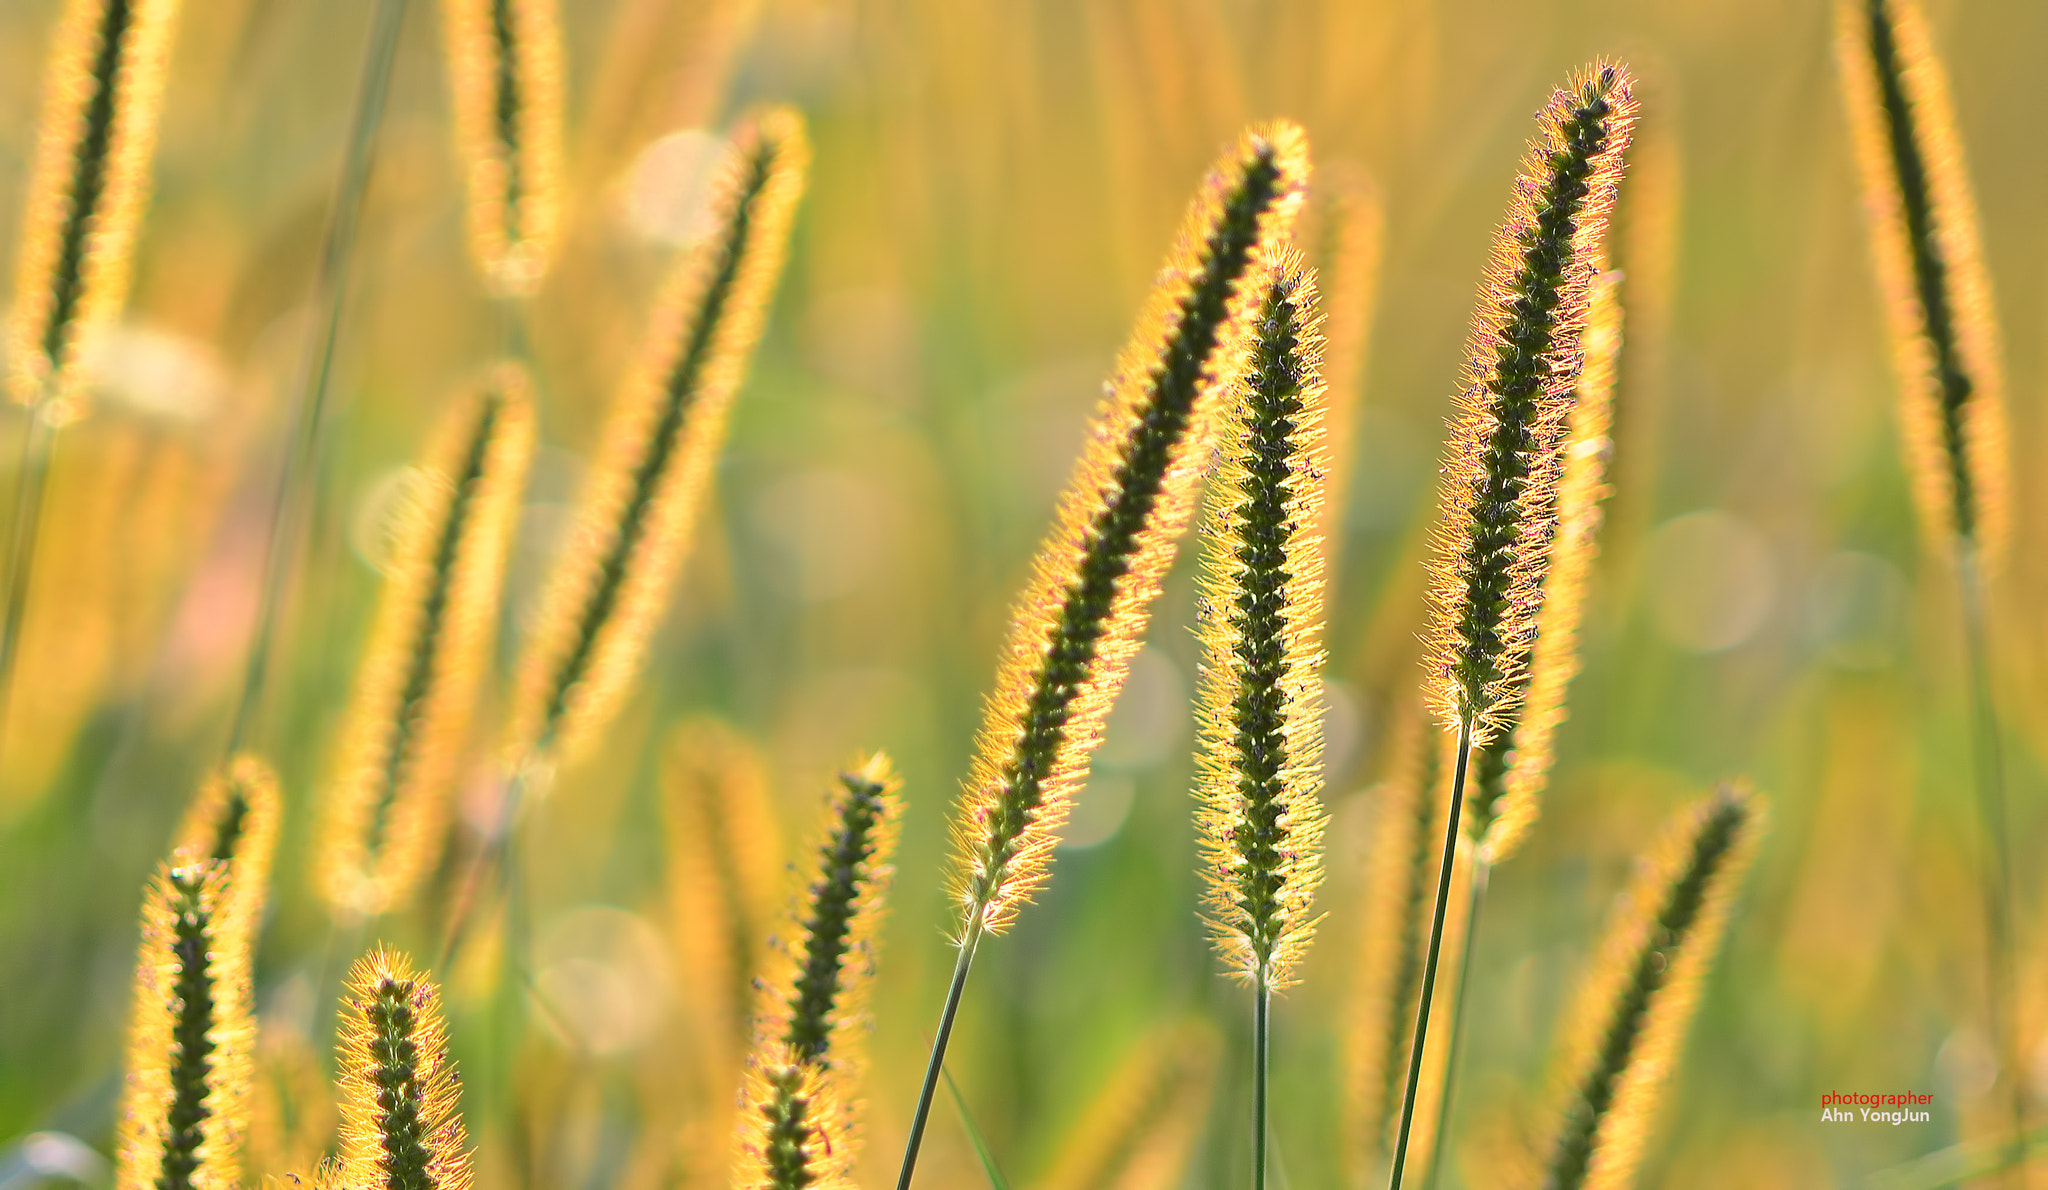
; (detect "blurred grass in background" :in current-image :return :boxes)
[1,0,2046,1186]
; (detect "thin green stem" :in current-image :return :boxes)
[1254,978,1271,1190]
[1422,860,1490,1190]
[435,763,531,972]
[1387,717,1473,1190]
[1956,546,2022,1176]
[895,924,983,1190]
[226,0,409,754]
[0,401,55,762]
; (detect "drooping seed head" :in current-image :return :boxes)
[1540,784,1767,1190]
[8,0,183,417]
[951,121,1310,937]
[170,754,281,948]
[1425,63,1635,742]
[1464,266,1624,865]
[1193,252,1329,989]
[335,949,472,1190]
[438,0,567,296]
[508,108,809,771]
[117,861,254,1190]
[319,370,535,916]
[1035,1019,1221,1190]
[1834,0,2007,563]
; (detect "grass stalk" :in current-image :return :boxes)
[0,405,55,756]
[1421,859,1487,1190]
[227,0,411,755]
[1254,982,1270,1190]
[895,922,981,1190]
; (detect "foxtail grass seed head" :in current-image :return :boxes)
[117,862,254,1190]
[951,121,1309,938]
[1835,0,2007,563]
[336,949,472,1190]
[1465,267,1623,865]
[509,108,809,771]
[439,0,567,296]
[1194,253,1329,989]
[666,717,787,1053]
[318,370,536,917]
[8,0,182,417]
[1541,785,1767,1190]
[1426,64,1635,743]
[170,754,281,946]
[731,1050,853,1190]
[1036,1019,1222,1190]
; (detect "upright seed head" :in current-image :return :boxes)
[732,755,902,1187]
[438,0,567,296]
[1465,266,1624,865]
[951,122,1310,938]
[117,861,254,1190]
[1193,252,1329,989]
[1425,63,1635,742]
[318,370,536,917]
[8,0,183,416]
[1540,785,1767,1190]
[170,754,281,948]
[335,949,472,1190]
[508,108,809,771]
[1034,1019,1222,1190]
[1834,0,2007,563]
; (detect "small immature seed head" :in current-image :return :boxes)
[170,753,281,947]
[1425,63,1636,742]
[438,0,567,295]
[335,949,472,1190]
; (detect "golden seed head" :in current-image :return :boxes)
[1035,1019,1222,1190]
[169,753,281,947]
[1834,0,2008,564]
[508,108,810,770]
[950,121,1310,938]
[118,861,255,1190]
[438,0,568,296]
[729,1048,854,1190]
[1193,251,1329,989]
[9,0,184,416]
[335,949,472,1190]
[1541,784,1767,1190]
[1424,63,1636,743]
[318,368,536,917]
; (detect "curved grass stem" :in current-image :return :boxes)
[226,0,409,755]
[0,400,55,759]
[1422,859,1489,1190]
[895,922,983,1190]
[1388,717,1473,1190]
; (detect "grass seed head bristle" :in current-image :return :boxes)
[1540,784,1767,1190]
[1834,0,2007,563]
[336,949,472,1190]
[170,754,281,947]
[508,107,810,770]
[730,1049,853,1190]
[118,861,254,1190]
[1466,266,1624,865]
[1342,705,1452,1174]
[439,0,567,296]
[1425,63,1636,743]
[318,370,536,917]
[665,717,787,1058]
[1036,1019,1222,1190]
[1194,251,1329,990]
[744,754,902,1142]
[950,120,1310,938]
[8,0,183,417]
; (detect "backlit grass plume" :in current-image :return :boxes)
[438,0,567,296]
[1393,64,1635,1190]
[508,108,808,770]
[1193,252,1329,1189]
[317,370,535,917]
[117,861,254,1190]
[900,121,1308,1190]
[168,756,281,983]
[335,949,472,1190]
[733,755,902,1189]
[1539,785,1765,1190]
[1034,1020,1221,1190]
[1834,0,2007,562]
[8,0,182,412]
